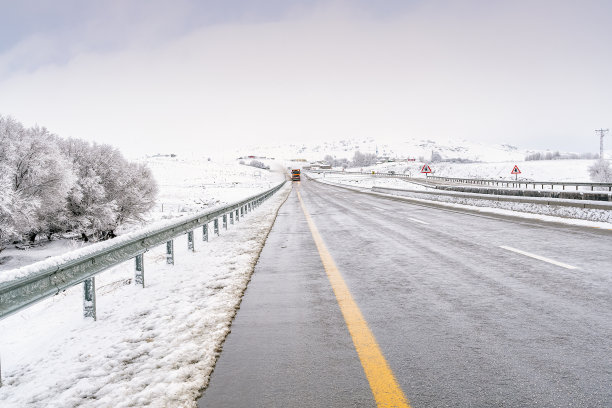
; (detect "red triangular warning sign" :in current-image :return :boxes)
[511,165,521,174]
[421,164,432,173]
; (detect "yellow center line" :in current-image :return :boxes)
[297,188,411,408]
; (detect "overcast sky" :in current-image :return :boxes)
[1,0,610,156]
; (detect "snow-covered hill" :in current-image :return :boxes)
[239,136,528,162]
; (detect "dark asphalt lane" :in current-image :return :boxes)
[199,177,612,407]
[198,185,375,407]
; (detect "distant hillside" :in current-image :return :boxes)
[239,137,527,163]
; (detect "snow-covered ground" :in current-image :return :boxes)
[145,155,282,214]
[351,158,605,182]
[0,156,289,407]
[242,136,529,162]
[240,135,610,165]
[0,181,291,407]
[0,156,284,272]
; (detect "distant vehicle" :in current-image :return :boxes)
[291,169,301,181]
[388,171,396,175]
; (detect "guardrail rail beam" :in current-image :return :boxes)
[0,181,286,381]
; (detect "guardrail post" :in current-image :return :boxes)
[135,254,144,288]
[235,209,240,221]
[223,214,228,229]
[203,224,208,242]
[214,218,219,236]
[230,212,234,225]
[83,277,96,320]
[241,206,245,216]
[187,231,194,252]
[166,240,174,264]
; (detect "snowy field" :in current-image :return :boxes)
[145,155,282,214]
[0,157,289,407]
[0,187,291,407]
[0,156,284,272]
[353,158,605,182]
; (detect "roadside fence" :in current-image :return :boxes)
[0,181,286,386]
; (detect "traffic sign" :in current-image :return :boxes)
[511,165,521,174]
[421,164,432,173]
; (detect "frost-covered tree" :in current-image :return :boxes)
[0,115,158,246]
[248,160,269,170]
[588,159,612,182]
[352,151,377,167]
[61,139,157,240]
[0,117,74,242]
[324,155,349,168]
[113,163,158,226]
[18,127,74,241]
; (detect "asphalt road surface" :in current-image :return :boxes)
[198,177,612,407]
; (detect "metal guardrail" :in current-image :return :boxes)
[0,181,285,321]
[427,176,612,191]
[370,186,612,210]
[307,173,612,211]
[315,170,612,191]
[0,180,285,386]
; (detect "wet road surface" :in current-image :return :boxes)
[199,177,612,407]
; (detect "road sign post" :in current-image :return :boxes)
[421,164,432,177]
[511,165,521,181]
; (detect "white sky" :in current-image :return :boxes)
[0,0,611,156]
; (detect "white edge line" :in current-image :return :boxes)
[499,245,578,270]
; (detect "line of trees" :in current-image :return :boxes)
[0,116,158,251]
[525,151,599,161]
[323,151,377,168]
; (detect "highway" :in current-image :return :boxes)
[198,176,612,407]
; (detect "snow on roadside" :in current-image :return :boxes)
[336,158,609,184]
[0,182,292,408]
[0,156,284,272]
[373,187,612,224]
[145,156,282,215]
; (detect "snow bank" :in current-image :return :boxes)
[0,183,291,407]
